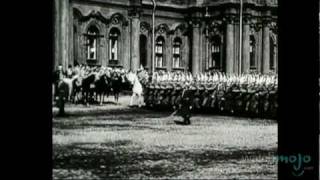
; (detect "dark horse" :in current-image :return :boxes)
[95,74,111,105]
[71,77,82,104]
[81,74,96,106]
[110,73,124,103]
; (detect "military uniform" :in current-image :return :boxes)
[232,84,243,115]
[201,86,211,111]
[176,86,194,125]
[142,73,278,119]
[162,84,173,108]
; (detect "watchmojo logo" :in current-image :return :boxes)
[275,153,312,177]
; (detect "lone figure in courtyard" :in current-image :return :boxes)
[172,84,194,125]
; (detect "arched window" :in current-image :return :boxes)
[86,26,99,60]
[249,35,256,70]
[172,37,182,68]
[109,28,120,64]
[210,35,221,69]
[155,36,165,68]
[270,37,276,70]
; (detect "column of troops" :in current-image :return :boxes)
[142,71,278,119]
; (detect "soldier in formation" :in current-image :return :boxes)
[143,71,278,119]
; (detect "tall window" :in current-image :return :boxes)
[249,35,256,69]
[270,37,275,70]
[210,36,221,69]
[86,26,99,60]
[140,34,147,68]
[73,25,78,64]
[109,28,120,64]
[155,36,165,68]
[172,38,182,68]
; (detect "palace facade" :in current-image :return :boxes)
[54,0,278,74]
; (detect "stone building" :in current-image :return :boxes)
[54,0,278,74]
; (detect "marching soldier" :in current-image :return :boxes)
[232,83,243,115]
[146,84,155,108]
[193,85,202,112]
[209,84,218,111]
[201,84,211,112]
[162,84,173,108]
[174,83,194,125]
[53,64,64,101]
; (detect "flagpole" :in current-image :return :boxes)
[239,0,243,75]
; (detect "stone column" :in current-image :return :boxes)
[60,0,70,70]
[262,19,270,74]
[225,16,235,74]
[123,22,131,70]
[242,15,251,74]
[130,11,140,72]
[69,4,73,67]
[54,0,60,70]
[192,20,201,75]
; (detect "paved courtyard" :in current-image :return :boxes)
[53,96,278,179]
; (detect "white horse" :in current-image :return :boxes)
[60,75,79,101]
[126,72,144,107]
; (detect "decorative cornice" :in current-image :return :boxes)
[269,20,277,34]
[206,20,223,35]
[243,14,252,25]
[261,16,273,27]
[128,7,142,18]
[171,0,184,5]
[222,14,237,25]
[175,23,188,34]
[140,21,151,33]
[190,18,202,28]
[79,10,109,25]
[250,23,262,33]
[156,24,170,34]
[109,13,129,27]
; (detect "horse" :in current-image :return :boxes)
[126,72,144,107]
[70,76,82,104]
[81,73,97,106]
[111,73,123,103]
[60,75,79,102]
[94,73,110,105]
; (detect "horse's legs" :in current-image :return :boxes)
[84,91,89,107]
[73,91,77,104]
[76,90,80,104]
[129,93,135,106]
[115,92,119,103]
[99,93,103,105]
[95,92,98,104]
[82,91,85,104]
[137,95,142,108]
[139,94,145,107]
[114,92,117,102]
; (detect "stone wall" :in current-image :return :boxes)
[54,0,278,74]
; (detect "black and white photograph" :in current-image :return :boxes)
[52,0,279,179]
